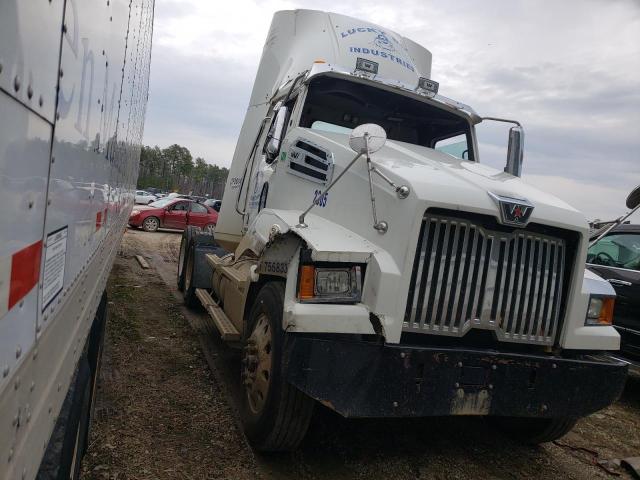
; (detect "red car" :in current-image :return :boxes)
[128,198,218,233]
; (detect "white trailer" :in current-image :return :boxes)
[0,1,154,478]
[180,9,627,452]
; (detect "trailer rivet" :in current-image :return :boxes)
[15,346,22,358]
[27,85,33,99]
[30,382,35,392]
[552,363,557,369]
[14,377,20,390]
[13,75,20,91]
[541,404,548,411]
[393,401,398,407]
[57,383,61,392]
[39,96,43,107]
[28,201,33,209]
[400,352,405,358]
[455,382,460,388]
[457,362,463,367]
[488,384,493,389]
[2,366,9,377]
[492,365,497,370]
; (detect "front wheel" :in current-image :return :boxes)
[488,416,578,444]
[240,282,314,452]
[142,216,159,232]
[203,223,216,235]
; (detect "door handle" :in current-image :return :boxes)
[607,279,632,287]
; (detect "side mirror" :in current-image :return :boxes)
[265,105,288,163]
[349,123,387,154]
[505,126,524,177]
[626,185,640,209]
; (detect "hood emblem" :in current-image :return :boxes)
[488,192,534,228]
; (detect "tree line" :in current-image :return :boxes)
[137,144,229,198]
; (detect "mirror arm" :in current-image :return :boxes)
[481,116,521,127]
[297,152,363,227]
[589,202,640,248]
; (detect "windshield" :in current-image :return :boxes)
[149,198,174,208]
[300,77,474,160]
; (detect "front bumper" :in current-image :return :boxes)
[284,335,628,418]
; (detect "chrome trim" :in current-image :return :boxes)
[404,213,567,345]
[586,263,640,274]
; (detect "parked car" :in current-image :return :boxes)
[135,190,157,205]
[587,223,640,359]
[204,198,222,212]
[128,198,218,233]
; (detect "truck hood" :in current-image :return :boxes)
[300,129,589,234]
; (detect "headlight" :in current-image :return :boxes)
[130,210,140,217]
[585,295,615,326]
[298,265,363,303]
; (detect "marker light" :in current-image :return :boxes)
[417,77,439,96]
[298,265,315,300]
[585,296,615,326]
[355,57,379,75]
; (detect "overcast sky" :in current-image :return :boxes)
[143,0,640,221]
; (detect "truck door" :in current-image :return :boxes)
[164,201,189,229]
[587,231,640,356]
[242,100,292,231]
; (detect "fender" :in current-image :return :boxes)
[233,209,405,341]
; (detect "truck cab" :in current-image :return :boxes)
[181,9,627,452]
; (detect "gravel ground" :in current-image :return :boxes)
[81,228,640,479]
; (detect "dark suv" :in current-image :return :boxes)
[587,224,640,359]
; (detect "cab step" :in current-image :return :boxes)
[195,288,241,341]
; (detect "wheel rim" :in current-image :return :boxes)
[144,217,158,230]
[205,223,216,234]
[243,313,272,415]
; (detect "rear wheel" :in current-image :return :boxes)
[183,245,198,307]
[204,223,216,235]
[489,416,578,444]
[142,216,159,232]
[177,226,198,291]
[240,282,314,451]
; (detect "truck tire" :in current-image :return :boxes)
[240,282,314,452]
[178,226,199,291]
[183,244,199,308]
[489,416,578,444]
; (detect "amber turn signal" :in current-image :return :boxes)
[598,297,615,325]
[298,265,315,300]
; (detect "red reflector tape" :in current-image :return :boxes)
[8,240,42,310]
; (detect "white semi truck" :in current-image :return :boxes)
[179,9,627,452]
[0,0,154,478]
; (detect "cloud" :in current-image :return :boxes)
[142,0,640,219]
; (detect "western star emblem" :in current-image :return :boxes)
[488,192,534,227]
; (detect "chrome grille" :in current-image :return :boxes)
[404,213,567,345]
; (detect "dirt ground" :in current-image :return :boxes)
[82,229,640,480]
